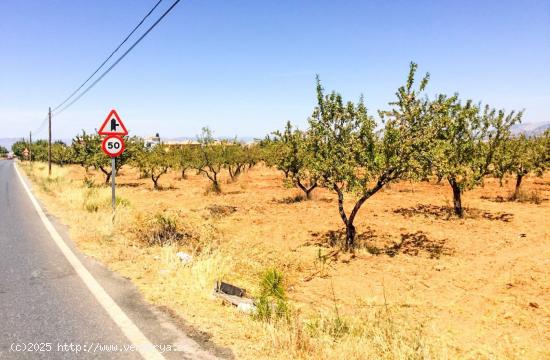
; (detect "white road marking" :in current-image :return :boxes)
[14,163,166,360]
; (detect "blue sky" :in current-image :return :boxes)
[0,0,549,140]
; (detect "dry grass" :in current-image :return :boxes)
[18,161,550,359]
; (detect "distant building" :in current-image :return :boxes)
[144,133,161,149]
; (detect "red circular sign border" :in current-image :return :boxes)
[101,135,126,158]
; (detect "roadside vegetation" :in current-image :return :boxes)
[13,63,550,359]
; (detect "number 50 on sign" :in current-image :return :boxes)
[101,135,125,158]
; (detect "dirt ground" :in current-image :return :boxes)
[20,162,550,359]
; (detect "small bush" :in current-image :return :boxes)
[305,313,351,340]
[254,269,290,323]
[206,204,237,218]
[83,188,129,213]
[114,196,130,208]
[85,200,100,213]
[133,211,196,247]
[38,176,63,194]
[83,176,96,188]
[510,189,544,204]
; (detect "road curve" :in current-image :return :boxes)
[0,160,226,359]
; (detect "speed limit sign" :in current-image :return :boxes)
[101,135,125,158]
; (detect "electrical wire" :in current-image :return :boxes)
[53,0,181,117]
[32,116,49,136]
[51,0,164,112]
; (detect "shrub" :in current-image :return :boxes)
[82,176,96,188]
[133,211,196,247]
[510,189,544,204]
[254,269,290,323]
[83,188,129,213]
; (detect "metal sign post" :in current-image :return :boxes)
[111,157,116,212]
[98,109,128,216]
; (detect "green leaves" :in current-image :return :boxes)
[271,121,319,198]
[430,99,522,191]
[274,61,529,242]
[299,63,439,248]
[494,131,549,182]
[310,63,434,196]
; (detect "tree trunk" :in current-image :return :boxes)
[181,168,187,179]
[333,184,356,250]
[210,172,221,193]
[449,179,463,217]
[345,222,356,251]
[99,166,111,184]
[296,179,317,200]
[212,180,220,193]
[152,175,159,190]
[305,187,315,200]
[229,166,240,181]
[513,174,523,199]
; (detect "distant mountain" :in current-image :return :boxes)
[511,122,550,136]
[0,138,21,151]
[165,136,258,143]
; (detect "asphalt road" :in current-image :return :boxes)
[0,160,228,360]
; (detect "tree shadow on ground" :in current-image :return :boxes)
[393,204,514,222]
[272,194,306,204]
[117,182,142,188]
[481,191,546,205]
[307,228,451,259]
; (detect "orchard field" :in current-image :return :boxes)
[18,160,550,359]
[13,63,550,359]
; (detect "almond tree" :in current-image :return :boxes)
[244,143,261,170]
[309,63,436,250]
[272,121,318,199]
[224,140,248,181]
[141,145,172,190]
[430,100,522,216]
[72,131,138,184]
[495,132,549,198]
[172,144,198,179]
[195,127,225,193]
[72,131,100,172]
[11,140,27,158]
[51,141,74,166]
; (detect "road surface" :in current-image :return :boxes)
[0,160,228,359]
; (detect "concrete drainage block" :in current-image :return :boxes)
[213,281,257,314]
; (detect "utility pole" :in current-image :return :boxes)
[48,107,52,176]
[29,131,32,162]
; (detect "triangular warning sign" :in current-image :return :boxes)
[98,109,128,136]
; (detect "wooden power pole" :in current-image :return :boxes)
[48,107,52,175]
[29,131,32,162]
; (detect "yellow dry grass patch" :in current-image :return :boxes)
[18,161,550,359]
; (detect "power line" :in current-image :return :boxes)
[54,0,181,117]
[52,0,164,112]
[33,117,49,136]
